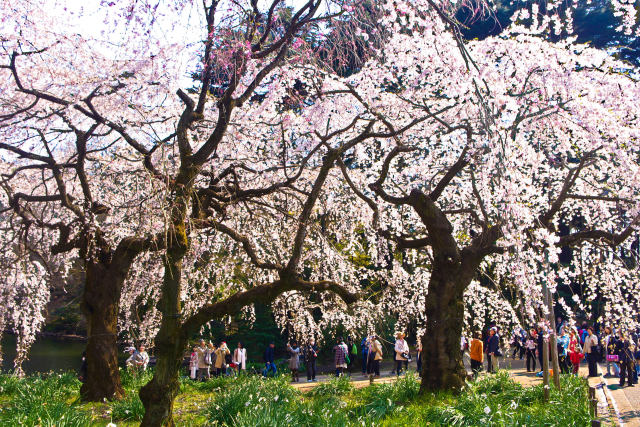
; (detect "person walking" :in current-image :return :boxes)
[525,329,537,372]
[303,340,318,382]
[347,337,357,375]
[557,329,570,374]
[333,338,348,377]
[370,334,383,378]
[615,334,637,387]
[233,342,247,372]
[262,342,277,377]
[360,336,369,375]
[485,328,499,374]
[189,346,198,380]
[536,325,545,372]
[603,327,620,378]
[394,332,410,376]
[583,327,599,377]
[568,328,583,375]
[214,341,230,376]
[287,341,301,382]
[205,342,215,378]
[469,332,484,378]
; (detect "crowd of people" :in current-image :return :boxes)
[119,320,639,388]
[506,319,639,387]
[186,340,247,379]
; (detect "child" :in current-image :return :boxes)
[189,346,198,380]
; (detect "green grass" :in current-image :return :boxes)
[0,371,91,426]
[0,369,593,426]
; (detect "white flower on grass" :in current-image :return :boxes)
[543,385,550,389]
[510,401,518,409]
[484,406,491,414]
[106,423,117,427]
[274,395,279,402]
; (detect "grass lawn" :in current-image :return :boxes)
[0,369,593,426]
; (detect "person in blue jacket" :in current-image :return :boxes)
[262,342,277,377]
[360,336,369,375]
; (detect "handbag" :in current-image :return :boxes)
[606,354,619,362]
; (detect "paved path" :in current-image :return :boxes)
[598,363,640,427]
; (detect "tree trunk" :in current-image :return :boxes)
[542,334,550,402]
[139,332,186,427]
[80,260,124,401]
[419,259,468,392]
[140,228,188,427]
[546,287,561,389]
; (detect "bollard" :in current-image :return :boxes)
[590,398,598,418]
[588,386,596,400]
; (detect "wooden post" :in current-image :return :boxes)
[589,386,598,418]
[543,334,550,402]
[543,274,561,390]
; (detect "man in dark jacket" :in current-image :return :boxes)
[262,342,277,377]
[303,340,319,382]
[537,326,545,372]
[486,328,500,373]
[615,335,637,387]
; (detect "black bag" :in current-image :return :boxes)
[495,348,503,357]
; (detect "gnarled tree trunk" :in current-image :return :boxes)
[419,258,468,392]
[140,224,189,427]
[80,259,125,401]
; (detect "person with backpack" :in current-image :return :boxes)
[347,336,357,375]
[370,334,383,378]
[394,332,410,376]
[557,328,570,374]
[333,338,349,376]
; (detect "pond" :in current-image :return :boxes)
[1,334,85,374]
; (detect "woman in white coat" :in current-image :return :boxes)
[233,341,247,372]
